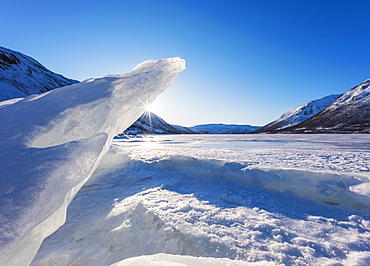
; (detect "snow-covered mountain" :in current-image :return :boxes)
[190,123,260,134]
[123,112,196,134]
[123,113,259,135]
[0,46,78,100]
[255,94,341,133]
[280,78,370,133]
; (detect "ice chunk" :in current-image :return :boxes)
[0,57,185,265]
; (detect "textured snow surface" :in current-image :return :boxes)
[0,57,185,266]
[0,46,78,100]
[33,134,370,266]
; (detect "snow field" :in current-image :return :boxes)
[122,135,370,174]
[33,135,370,265]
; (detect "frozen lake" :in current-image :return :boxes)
[33,134,370,265]
[120,134,370,173]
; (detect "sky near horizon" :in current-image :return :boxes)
[2,0,370,126]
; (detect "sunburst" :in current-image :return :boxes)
[144,103,155,113]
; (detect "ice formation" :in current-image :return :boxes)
[0,57,185,265]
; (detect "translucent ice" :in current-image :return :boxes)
[0,57,185,265]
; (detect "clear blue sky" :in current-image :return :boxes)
[2,0,370,126]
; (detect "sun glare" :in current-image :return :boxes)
[142,98,161,114]
[145,103,155,113]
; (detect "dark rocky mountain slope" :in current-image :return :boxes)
[278,78,370,133]
[124,112,196,134]
[0,46,78,100]
[254,94,341,133]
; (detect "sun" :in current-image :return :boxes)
[144,103,155,113]
[142,99,161,114]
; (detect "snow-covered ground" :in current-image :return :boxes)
[33,134,370,265]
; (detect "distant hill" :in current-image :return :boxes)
[279,78,370,133]
[190,123,260,134]
[6,46,367,134]
[0,46,78,100]
[124,112,196,134]
[123,113,260,135]
[254,94,341,133]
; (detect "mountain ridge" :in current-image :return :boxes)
[277,78,370,133]
[254,94,341,133]
[2,46,369,134]
[123,112,260,135]
[0,46,78,100]
[124,112,196,134]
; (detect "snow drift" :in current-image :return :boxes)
[0,57,185,265]
[32,135,370,265]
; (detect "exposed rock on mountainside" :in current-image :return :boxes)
[123,113,260,135]
[280,78,370,133]
[255,94,341,133]
[0,46,78,100]
[124,112,196,134]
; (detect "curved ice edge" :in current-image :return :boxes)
[248,168,370,210]
[145,155,370,210]
[2,133,109,265]
[111,253,275,265]
[0,57,185,266]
